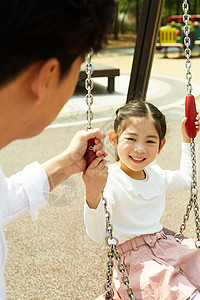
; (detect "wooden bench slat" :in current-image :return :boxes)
[79,63,120,93]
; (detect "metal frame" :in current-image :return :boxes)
[127,0,165,102]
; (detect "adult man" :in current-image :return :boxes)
[0,0,114,298]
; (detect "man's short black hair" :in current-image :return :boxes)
[0,0,114,87]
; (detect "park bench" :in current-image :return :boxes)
[79,63,120,93]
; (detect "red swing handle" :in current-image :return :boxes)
[85,138,97,167]
[185,94,197,139]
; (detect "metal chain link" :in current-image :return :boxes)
[85,49,94,130]
[182,0,192,94]
[175,1,200,248]
[102,192,135,300]
[85,51,135,299]
[190,139,200,248]
[175,139,200,248]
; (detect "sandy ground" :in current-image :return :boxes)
[2,50,200,300]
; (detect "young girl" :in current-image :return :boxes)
[83,100,200,300]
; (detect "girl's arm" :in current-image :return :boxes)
[82,156,108,209]
[84,196,108,244]
[83,156,108,243]
[164,116,200,192]
[84,176,116,243]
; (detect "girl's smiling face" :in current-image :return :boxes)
[115,117,165,179]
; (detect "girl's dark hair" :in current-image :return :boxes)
[0,0,114,87]
[114,99,166,159]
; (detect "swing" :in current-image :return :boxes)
[84,1,200,299]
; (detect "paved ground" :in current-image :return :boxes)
[2,49,200,299]
[51,46,200,127]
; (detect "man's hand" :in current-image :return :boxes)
[42,128,107,191]
[63,128,107,175]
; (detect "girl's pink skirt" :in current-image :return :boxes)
[114,231,200,300]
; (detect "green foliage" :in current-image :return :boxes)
[119,0,134,14]
[163,0,200,17]
[115,0,200,35]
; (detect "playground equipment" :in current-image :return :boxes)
[156,14,200,52]
[84,1,200,299]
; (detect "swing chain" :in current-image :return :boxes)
[84,50,135,299]
[175,139,200,248]
[85,49,94,129]
[190,139,200,248]
[104,247,115,300]
[102,192,135,300]
[180,0,200,248]
[115,249,135,299]
[102,192,118,299]
[182,0,192,95]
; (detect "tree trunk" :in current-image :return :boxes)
[168,0,172,17]
[136,0,140,33]
[114,1,119,40]
[194,0,197,14]
[176,0,181,15]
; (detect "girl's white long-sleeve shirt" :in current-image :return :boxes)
[84,143,193,245]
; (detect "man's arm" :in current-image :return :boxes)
[42,128,107,191]
[3,162,49,225]
[3,129,106,224]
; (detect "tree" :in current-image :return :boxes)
[176,0,182,15]
[119,0,134,33]
[114,0,120,39]
[135,0,140,32]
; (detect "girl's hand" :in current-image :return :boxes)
[195,113,200,133]
[182,114,200,143]
[82,155,108,209]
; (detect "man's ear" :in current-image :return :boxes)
[109,130,117,147]
[31,58,60,104]
[159,138,166,153]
